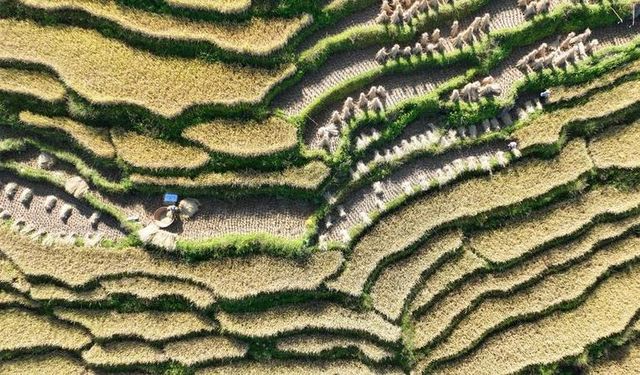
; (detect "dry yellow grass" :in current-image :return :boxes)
[196,359,402,375]
[589,119,640,169]
[432,262,640,375]
[82,335,248,367]
[18,0,311,56]
[470,186,640,263]
[411,214,640,352]
[370,230,463,321]
[111,129,209,170]
[19,111,115,159]
[164,335,248,365]
[0,290,36,308]
[514,79,640,150]
[182,117,298,157]
[216,301,401,343]
[101,276,217,309]
[276,334,393,362]
[418,236,640,369]
[0,228,343,300]
[590,340,640,374]
[548,59,640,105]
[0,352,95,375]
[29,283,106,303]
[167,0,251,13]
[0,308,91,351]
[409,249,487,315]
[0,257,30,293]
[0,67,65,102]
[328,139,593,297]
[0,20,295,117]
[54,308,214,341]
[130,160,330,190]
[82,341,164,366]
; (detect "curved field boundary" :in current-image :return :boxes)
[216,301,401,344]
[53,308,215,341]
[514,78,640,150]
[589,118,640,170]
[326,139,592,297]
[0,307,92,352]
[276,333,394,363]
[29,276,218,309]
[19,111,116,159]
[17,0,312,57]
[129,160,330,191]
[547,58,640,105]
[418,235,640,371]
[469,186,640,264]
[408,248,488,316]
[0,289,36,309]
[410,213,640,348]
[195,359,403,374]
[82,335,248,367]
[369,230,463,321]
[110,128,210,171]
[0,226,344,300]
[0,67,65,102]
[0,257,31,293]
[431,260,640,375]
[0,19,295,118]
[182,116,298,158]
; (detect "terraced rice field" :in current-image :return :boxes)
[2,0,640,373]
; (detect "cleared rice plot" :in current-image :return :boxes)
[0,67,65,102]
[432,262,640,375]
[0,352,95,375]
[370,230,463,321]
[514,79,640,150]
[101,193,314,240]
[590,339,640,374]
[19,111,115,159]
[111,129,209,170]
[53,308,215,341]
[411,214,640,351]
[589,119,640,169]
[216,302,401,343]
[83,336,247,367]
[196,359,401,375]
[409,249,488,316]
[182,117,298,157]
[276,333,393,362]
[418,235,640,368]
[0,308,91,351]
[167,0,251,14]
[0,20,295,118]
[327,139,593,297]
[130,160,330,190]
[101,276,217,309]
[469,186,640,264]
[547,58,640,105]
[18,0,311,56]
[0,227,343,300]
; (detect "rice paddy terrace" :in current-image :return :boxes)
[1,0,640,373]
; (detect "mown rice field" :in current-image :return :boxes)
[2,0,640,373]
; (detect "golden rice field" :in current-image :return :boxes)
[2,0,640,374]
